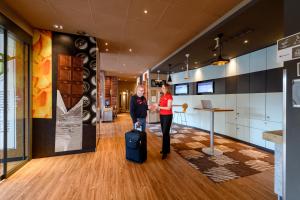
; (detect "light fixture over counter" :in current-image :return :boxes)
[211,33,230,66]
[184,54,190,79]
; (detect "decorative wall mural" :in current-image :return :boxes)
[53,32,97,125]
[57,54,83,109]
[55,90,82,152]
[32,30,52,118]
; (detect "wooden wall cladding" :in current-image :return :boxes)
[104,76,118,107]
[58,54,83,109]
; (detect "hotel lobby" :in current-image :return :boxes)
[0,0,300,199]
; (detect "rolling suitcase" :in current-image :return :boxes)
[125,129,147,163]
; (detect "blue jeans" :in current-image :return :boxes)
[133,118,146,132]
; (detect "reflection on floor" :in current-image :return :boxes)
[148,123,274,183]
[0,114,276,200]
[0,161,23,175]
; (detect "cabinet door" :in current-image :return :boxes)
[250,127,266,147]
[266,141,275,150]
[267,45,283,70]
[236,94,250,126]
[266,92,283,123]
[225,94,236,123]
[225,123,237,138]
[265,121,283,131]
[237,125,250,142]
[250,93,266,120]
[250,48,267,73]
[236,54,250,75]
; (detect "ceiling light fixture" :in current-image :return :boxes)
[129,48,132,52]
[184,54,190,79]
[167,64,172,83]
[244,40,249,44]
[155,70,162,86]
[53,24,63,30]
[144,10,148,14]
[105,42,108,46]
[211,33,230,66]
[105,48,109,52]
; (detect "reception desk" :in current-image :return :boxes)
[263,130,283,199]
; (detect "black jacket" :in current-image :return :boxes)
[130,95,148,123]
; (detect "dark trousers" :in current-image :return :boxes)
[160,114,173,154]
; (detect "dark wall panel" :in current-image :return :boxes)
[214,78,226,94]
[250,71,266,93]
[189,82,196,95]
[266,67,283,92]
[32,119,55,158]
[237,74,250,93]
[225,76,237,94]
[285,0,300,198]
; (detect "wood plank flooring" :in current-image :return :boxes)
[0,113,276,200]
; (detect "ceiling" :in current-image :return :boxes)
[152,0,284,74]
[4,0,243,77]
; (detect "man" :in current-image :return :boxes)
[130,84,149,132]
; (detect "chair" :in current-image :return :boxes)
[174,103,188,126]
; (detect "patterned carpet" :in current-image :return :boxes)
[147,124,274,183]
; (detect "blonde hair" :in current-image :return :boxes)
[135,84,145,93]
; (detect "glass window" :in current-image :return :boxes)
[0,28,4,177]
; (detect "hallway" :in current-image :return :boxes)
[0,114,275,200]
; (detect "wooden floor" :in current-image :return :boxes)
[0,113,276,200]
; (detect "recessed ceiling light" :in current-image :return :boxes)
[213,53,217,57]
[53,24,63,30]
[129,48,132,52]
[105,42,108,46]
[144,10,148,14]
[105,48,109,52]
[244,40,249,44]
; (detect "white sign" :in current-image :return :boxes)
[277,32,300,63]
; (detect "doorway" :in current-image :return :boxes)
[0,28,30,179]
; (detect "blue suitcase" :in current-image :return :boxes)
[125,130,147,163]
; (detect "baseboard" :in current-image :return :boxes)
[0,156,27,163]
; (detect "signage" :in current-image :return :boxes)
[277,32,300,62]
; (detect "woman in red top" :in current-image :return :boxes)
[156,83,173,159]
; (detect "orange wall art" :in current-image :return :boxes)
[32,30,52,118]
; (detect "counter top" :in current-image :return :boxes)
[193,107,234,112]
[263,130,283,144]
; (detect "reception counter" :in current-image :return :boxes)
[263,130,283,198]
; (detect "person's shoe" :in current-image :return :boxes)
[162,154,167,159]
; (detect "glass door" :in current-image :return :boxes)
[0,28,30,179]
[0,28,4,179]
[6,33,28,172]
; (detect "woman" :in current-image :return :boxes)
[156,83,173,159]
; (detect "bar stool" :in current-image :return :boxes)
[174,103,188,126]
